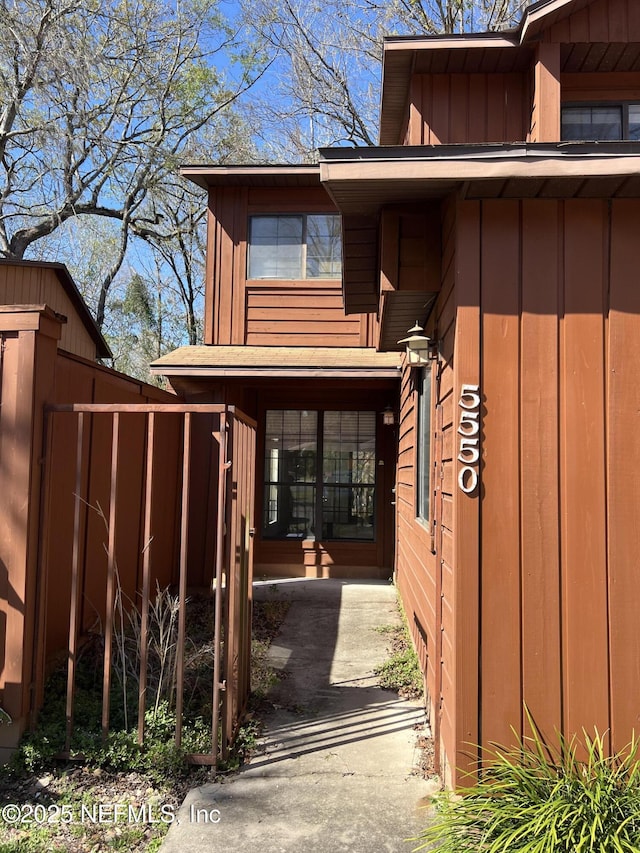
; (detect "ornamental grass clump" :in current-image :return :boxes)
[412,716,640,853]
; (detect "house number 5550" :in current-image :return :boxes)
[457,384,480,495]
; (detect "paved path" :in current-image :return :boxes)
[160,578,433,853]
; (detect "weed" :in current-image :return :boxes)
[375,623,423,699]
[250,600,290,703]
[411,713,640,852]
[250,639,281,699]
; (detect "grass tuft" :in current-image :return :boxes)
[411,710,640,852]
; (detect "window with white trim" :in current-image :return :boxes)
[248,214,342,280]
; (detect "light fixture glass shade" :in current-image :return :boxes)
[382,406,395,426]
[398,322,434,365]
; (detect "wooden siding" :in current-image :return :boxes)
[206,186,375,348]
[561,70,640,101]
[380,205,441,294]
[0,264,98,360]
[448,200,481,784]
[543,0,640,43]
[394,196,458,781]
[207,185,249,346]
[379,204,442,351]
[245,282,362,347]
[529,43,561,142]
[395,195,640,786]
[471,196,639,775]
[407,73,529,145]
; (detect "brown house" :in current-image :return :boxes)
[153,0,640,787]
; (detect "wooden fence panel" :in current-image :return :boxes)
[36,404,256,769]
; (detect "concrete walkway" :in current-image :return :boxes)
[160,578,434,853]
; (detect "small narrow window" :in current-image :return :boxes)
[306,214,342,278]
[248,214,341,280]
[416,367,432,524]
[322,411,375,541]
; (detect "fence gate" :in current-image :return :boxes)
[33,403,256,768]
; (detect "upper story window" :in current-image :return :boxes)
[561,103,640,141]
[248,214,342,280]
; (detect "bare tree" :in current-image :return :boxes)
[0,0,263,327]
[240,0,531,159]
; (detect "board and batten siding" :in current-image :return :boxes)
[407,73,529,146]
[396,195,640,787]
[542,0,640,43]
[206,186,375,348]
[463,196,639,779]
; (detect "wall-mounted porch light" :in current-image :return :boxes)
[397,322,438,366]
[382,405,396,426]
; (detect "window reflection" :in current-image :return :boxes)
[262,410,376,541]
[561,105,622,140]
[263,410,317,539]
[322,411,375,540]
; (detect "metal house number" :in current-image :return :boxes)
[457,384,480,495]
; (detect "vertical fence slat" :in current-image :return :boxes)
[101,413,120,739]
[222,411,236,759]
[65,412,85,753]
[175,412,191,749]
[138,412,155,745]
[240,421,251,707]
[31,409,54,726]
[211,412,228,766]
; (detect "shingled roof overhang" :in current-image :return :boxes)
[150,345,402,380]
[319,141,640,313]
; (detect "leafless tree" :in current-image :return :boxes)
[0,0,263,328]
[240,0,531,159]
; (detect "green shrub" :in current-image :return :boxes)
[412,719,640,853]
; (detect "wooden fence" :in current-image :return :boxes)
[35,403,256,766]
[0,307,256,765]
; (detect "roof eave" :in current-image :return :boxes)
[179,164,321,190]
[150,365,401,379]
[320,144,640,215]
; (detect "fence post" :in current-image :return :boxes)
[0,307,62,761]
